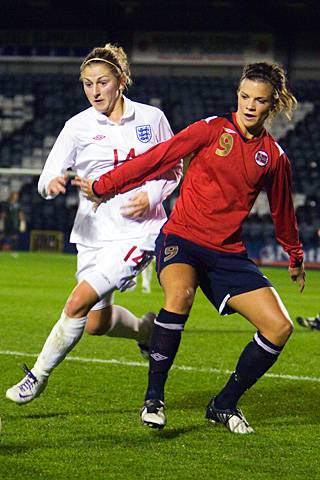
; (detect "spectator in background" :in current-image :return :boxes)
[77,62,305,434]
[6,42,182,405]
[1,191,26,251]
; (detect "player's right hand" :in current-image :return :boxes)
[288,264,306,293]
[47,174,69,196]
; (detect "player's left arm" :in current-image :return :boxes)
[266,153,306,292]
[75,120,210,212]
[137,114,183,212]
[91,119,210,197]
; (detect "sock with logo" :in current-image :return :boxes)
[145,309,189,401]
[214,331,284,410]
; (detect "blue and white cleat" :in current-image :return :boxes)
[6,364,48,405]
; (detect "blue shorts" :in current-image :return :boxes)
[155,232,272,315]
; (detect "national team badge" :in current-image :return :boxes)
[136,125,152,143]
[255,150,269,167]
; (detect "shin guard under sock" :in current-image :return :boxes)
[215,332,283,409]
[145,309,188,401]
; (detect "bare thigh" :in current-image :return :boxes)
[159,263,199,314]
[227,286,293,346]
[65,281,113,334]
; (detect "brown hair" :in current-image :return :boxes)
[80,43,132,90]
[239,62,297,120]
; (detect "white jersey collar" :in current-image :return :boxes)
[92,96,135,125]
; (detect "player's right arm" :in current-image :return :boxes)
[92,120,211,197]
[38,125,76,199]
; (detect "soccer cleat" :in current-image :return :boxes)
[141,399,166,429]
[137,312,156,360]
[206,397,254,434]
[138,342,149,360]
[296,314,320,331]
[6,364,48,405]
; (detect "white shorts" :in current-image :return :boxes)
[76,242,154,311]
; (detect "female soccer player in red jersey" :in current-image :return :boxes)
[75,62,305,434]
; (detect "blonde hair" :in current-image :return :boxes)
[80,43,132,90]
[239,62,297,120]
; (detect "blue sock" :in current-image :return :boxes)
[145,308,188,401]
[214,332,284,410]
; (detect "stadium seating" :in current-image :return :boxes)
[0,73,319,255]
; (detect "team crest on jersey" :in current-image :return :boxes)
[255,150,269,167]
[136,125,152,143]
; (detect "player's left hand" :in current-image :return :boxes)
[288,264,306,293]
[120,192,150,219]
[72,176,109,212]
[72,176,97,201]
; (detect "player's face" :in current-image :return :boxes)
[82,64,124,119]
[236,79,274,138]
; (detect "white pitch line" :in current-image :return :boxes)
[1,349,320,383]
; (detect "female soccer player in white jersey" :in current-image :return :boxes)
[6,43,182,404]
[76,62,306,434]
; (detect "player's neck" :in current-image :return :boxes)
[106,97,124,124]
[235,112,264,139]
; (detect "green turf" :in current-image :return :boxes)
[0,251,319,479]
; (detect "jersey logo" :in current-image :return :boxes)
[223,127,237,134]
[93,134,106,140]
[255,150,269,167]
[215,133,234,157]
[136,125,152,143]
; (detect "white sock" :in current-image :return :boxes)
[106,305,153,344]
[33,311,87,377]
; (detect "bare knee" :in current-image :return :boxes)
[65,282,99,318]
[262,317,294,346]
[85,308,112,335]
[64,282,99,317]
[278,318,294,341]
[85,321,110,336]
[65,292,89,317]
[165,286,196,314]
[85,323,108,335]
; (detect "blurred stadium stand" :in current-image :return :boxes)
[0,72,319,259]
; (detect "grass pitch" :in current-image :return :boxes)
[0,252,319,480]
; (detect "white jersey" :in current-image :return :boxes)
[38,97,182,249]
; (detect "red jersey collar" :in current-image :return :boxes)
[230,112,266,143]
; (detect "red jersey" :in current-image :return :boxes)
[93,113,303,267]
